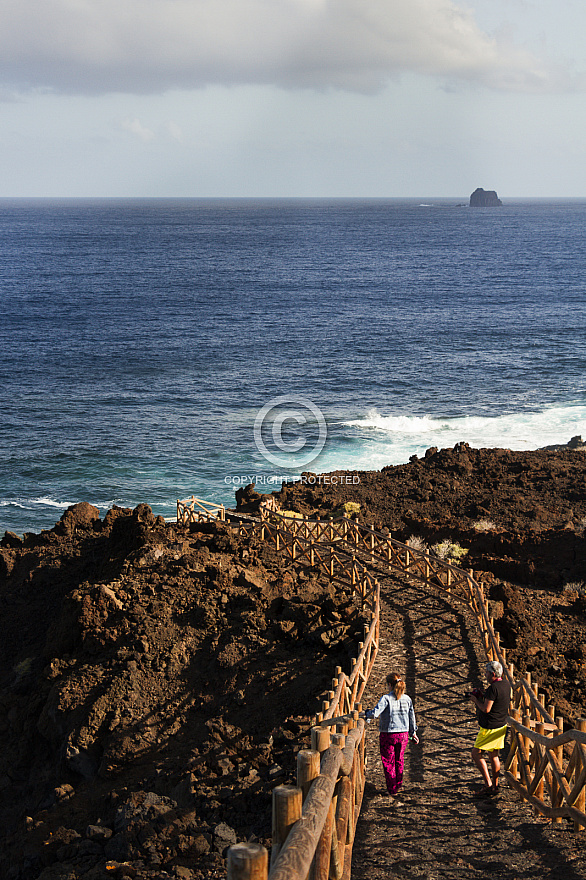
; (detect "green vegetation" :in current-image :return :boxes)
[431,540,469,562]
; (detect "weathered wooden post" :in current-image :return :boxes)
[227,843,268,880]
[313,802,334,880]
[270,785,303,869]
[331,732,346,749]
[297,749,320,801]
[523,673,532,714]
[350,553,357,587]
[535,722,545,808]
[311,726,331,754]
[522,712,532,788]
[508,708,519,781]
[574,718,586,832]
[552,716,564,825]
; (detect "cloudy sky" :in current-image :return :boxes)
[0,0,584,197]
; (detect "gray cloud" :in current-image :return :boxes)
[0,0,575,96]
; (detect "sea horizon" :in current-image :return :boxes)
[1,197,584,534]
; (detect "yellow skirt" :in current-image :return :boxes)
[474,725,507,751]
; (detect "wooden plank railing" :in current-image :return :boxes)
[177,495,226,525]
[177,493,586,877]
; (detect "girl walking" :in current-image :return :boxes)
[366,672,419,804]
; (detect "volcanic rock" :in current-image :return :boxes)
[469,187,502,207]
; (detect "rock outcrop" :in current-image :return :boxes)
[0,505,366,880]
[469,187,502,207]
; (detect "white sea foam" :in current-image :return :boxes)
[0,497,76,512]
[317,404,586,473]
[32,497,76,509]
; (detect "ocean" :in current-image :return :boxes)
[1,197,585,535]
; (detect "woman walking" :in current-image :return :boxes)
[366,672,419,804]
[468,660,511,796]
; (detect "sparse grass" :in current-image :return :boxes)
[563,581,586,595]
[431,540,469,562]
[472,518,498,533]
[343,502,361,516]
[406,535,428,552]
[280,510,304,520]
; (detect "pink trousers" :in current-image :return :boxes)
[379,731,408,795]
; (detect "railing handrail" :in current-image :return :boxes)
[176,495,586,871]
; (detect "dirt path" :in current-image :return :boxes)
[351,577,586,880]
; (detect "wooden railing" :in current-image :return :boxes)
[222,505,379,880]
[176,494,586,872]
[177,495,226,525]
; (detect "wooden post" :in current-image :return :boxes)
[227,843,268,880]
[335,774,353,848]
[311,726,331,753]
[329,814,343,880]
[313,801,334,880]
[552,716,564,825]
[522,712,532,788]
[270,785,303,869]
[331,733,346,749]
[523,673,532,713]
[574,719,586,832]
[535,722,545,809]
[509,708,520,780]
[297,749,320,802]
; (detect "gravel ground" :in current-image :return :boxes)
[352,576,586,880]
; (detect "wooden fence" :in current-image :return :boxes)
[176,494,586,873]
[177,495,226,525]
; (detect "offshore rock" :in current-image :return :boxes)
[469,187,502,207]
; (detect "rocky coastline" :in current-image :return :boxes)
[1,439,586,879]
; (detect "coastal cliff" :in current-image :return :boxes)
[2,443,586,878]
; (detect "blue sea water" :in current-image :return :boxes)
[1,197,585,534]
